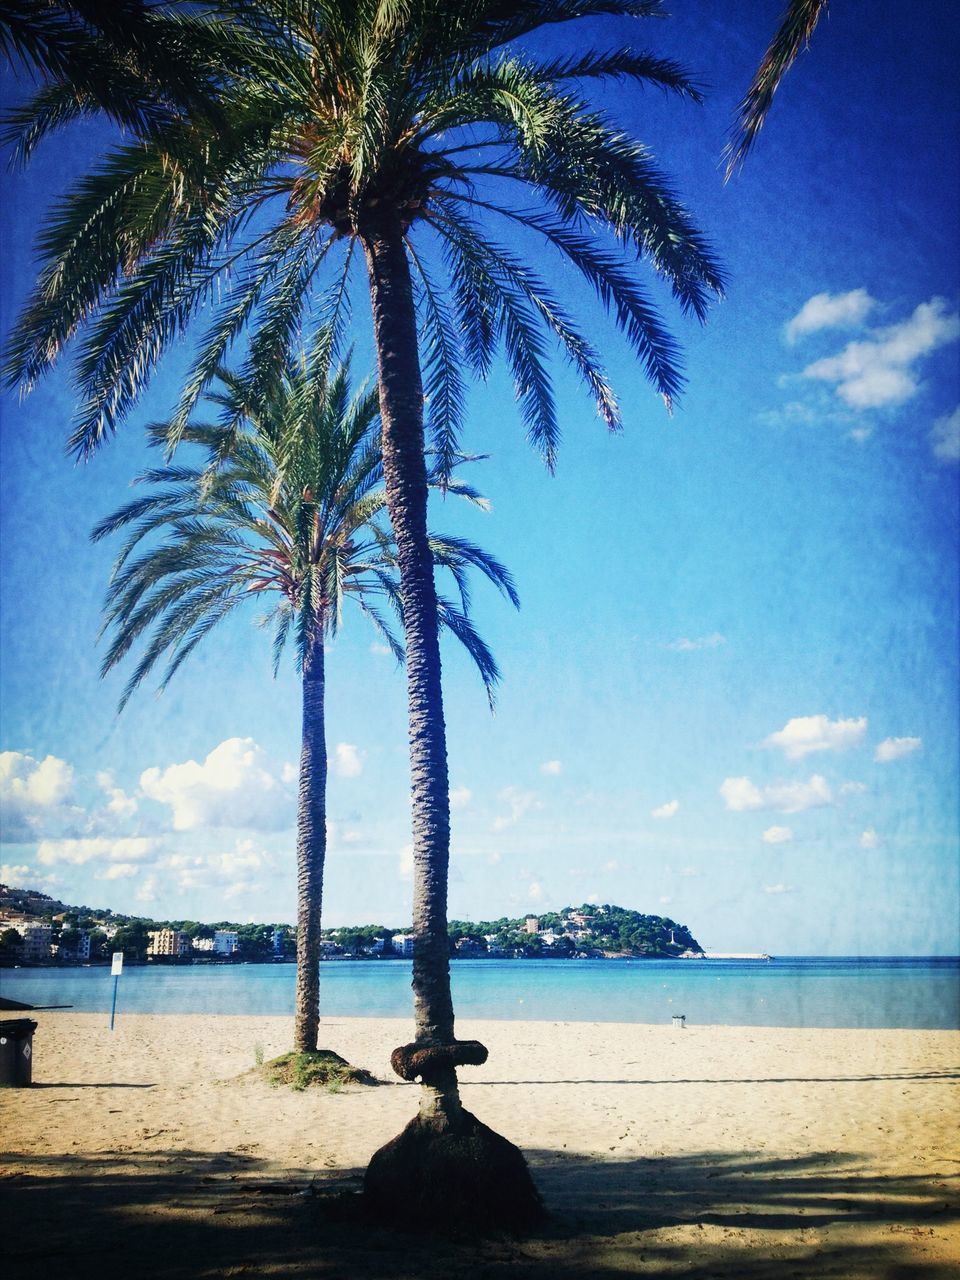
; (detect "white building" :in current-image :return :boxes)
[11,920,53,962]
[213,930,239,956]
[192,936,215,952]
[392,933,414,957]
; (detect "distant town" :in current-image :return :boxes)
[0,883,708,965]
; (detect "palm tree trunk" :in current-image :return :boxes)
[293,613,327,1054]
[361,218,460,1123]
[359,219,543,1227]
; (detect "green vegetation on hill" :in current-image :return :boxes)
[447,904,700,958]
[1,884,700,964]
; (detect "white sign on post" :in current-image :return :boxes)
[111,952,124,975]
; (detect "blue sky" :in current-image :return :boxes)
[1,3,957,954]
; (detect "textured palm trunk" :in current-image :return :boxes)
[359,217,542,1227]
[293,613,327,1054]
[361,219,460,1123]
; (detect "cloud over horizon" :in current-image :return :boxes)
[874,736,922,763]
[0,751,77,842]
[785,289,876,344]
[801,297,960,411]
[140,738,293,832]
[764,715,867,760]
[721,774,833,814]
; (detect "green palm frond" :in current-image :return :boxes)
[724,0,829,180]
[93,347,515,708]
[9,0,721,466]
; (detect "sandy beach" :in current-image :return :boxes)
[2,1012,958,1278]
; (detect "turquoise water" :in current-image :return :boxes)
[2,957,958,1029]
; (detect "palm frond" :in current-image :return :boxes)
[724,0,829,180]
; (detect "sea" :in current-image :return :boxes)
[2,956,958,1030]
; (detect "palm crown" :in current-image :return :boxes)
[6,0,724,470]
[92,353,518,709]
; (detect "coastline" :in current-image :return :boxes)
[3,1013,958,1277]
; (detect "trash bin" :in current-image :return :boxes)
[0,1018,37,1087]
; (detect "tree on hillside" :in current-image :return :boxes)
[93,351,517,1054]
[5,0,722,1226]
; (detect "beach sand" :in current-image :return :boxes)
[1,1012,957,1278]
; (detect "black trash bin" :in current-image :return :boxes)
[0,1018,38,1087]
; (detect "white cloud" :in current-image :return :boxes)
[333,743,364,778]
[492,786,542,832]
[665,633,726,653]
[159,838,272,897]
[651,800,680,820]
[369,643,392,656]
[764,714,867,760]
[0,862,32,884]
[763,883,796,894]
[802,297,960,410]
[398,844,415,880]
[136,875,158,904]
[874,736,922,763]
[785,289,876,343]
[680,866,700,878]
[931,406,960,462]
[0,751,76,840]
[36,836,158,866]
[527,880,544,903]
[720,776,763,811]
[721,774,833,814]
[658,895,672,905]
[762,826,793,845]
[848,426,873,444]
[98,862,140,880]
[449,786,472,811]
[860,829,879,849]
[840,781,868,795]
[96,770,138,820]
[540,760,563,776]
[140,738,293,831]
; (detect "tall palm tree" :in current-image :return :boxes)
[92,352,518,1057]
[5,0,723,1224]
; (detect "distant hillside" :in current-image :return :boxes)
[1,885,702,962]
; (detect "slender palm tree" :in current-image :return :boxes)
[5,0,723,1224]
[724,0,829,179]
[92,352,518,1057]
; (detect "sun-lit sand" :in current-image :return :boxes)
[2,1012,958,1277]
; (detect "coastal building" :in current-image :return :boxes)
[392,933,414,957]
[192,936,214,952]
[213,930,239,956]
[272,927,285,957]
[147,929,191,958]
[14,920,53,962]
[53,931,91,962]
[524,916,539,935]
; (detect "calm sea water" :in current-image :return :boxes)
[2,957,958,1029]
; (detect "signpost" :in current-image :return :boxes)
[109,952,123,1030]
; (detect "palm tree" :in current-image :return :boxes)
[6,0,723,1225]
[91,351,518,1058]
[724,0,830,179]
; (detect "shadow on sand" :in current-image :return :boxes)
[1,1146,956,1278]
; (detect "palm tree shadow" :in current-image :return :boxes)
[1,1147,955,1278]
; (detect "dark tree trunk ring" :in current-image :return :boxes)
[390,1039,489,1082]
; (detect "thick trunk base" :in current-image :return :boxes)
[362,1109,544,1231]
